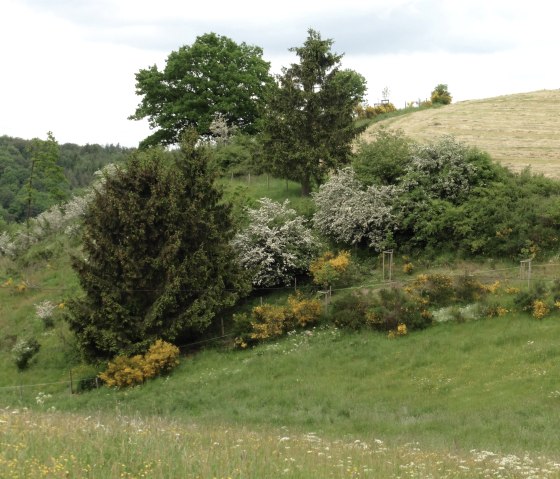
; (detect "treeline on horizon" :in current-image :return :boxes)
[0,135,133,223]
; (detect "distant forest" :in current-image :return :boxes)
[0,135,133,223]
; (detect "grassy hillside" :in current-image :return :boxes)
[362,89,560,177]
[2,315,560,477]
[3,175,560,477]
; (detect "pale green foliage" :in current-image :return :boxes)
[232,198,319,287]
[353,128,413,185]
[312,168,399,250]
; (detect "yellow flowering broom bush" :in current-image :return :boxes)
[532,300,549,320]
[310,251,351,289]
[234,294,323,346]
[99,340,180,388]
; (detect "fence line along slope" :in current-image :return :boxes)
[361,89,560,178]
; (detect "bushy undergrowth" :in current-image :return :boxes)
[331,288,432,332]
[344,132,560,259]
[309,250,351,289]
[12,337,41,371]
[512,280,560,320]
[328,272,521,333]
[234,293,322,347]
[98,339,180,388]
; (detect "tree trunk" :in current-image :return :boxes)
[301,176,312,196]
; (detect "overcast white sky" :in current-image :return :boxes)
[1,0,559,147]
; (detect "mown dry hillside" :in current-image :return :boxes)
[362,89,560,177]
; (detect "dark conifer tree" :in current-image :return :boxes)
[262,29,367,195]
[67,130,249,360]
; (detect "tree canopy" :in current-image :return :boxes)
[129,33,273,148]
[262,29,367,195]
[0,135,131,224]
[25,132,69,227]
[67,130,249,360]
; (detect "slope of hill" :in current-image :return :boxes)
[362,89,560,177]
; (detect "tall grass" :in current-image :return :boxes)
[3,314,560,457]
[2,408,559,479]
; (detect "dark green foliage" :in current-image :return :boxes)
[368,288,432,331]
[262,29,366,195]
[411,274,456,305]
[514,282,548,312]
[549,279,560,302]
[330,292,375,330]
[353,128,412,185]
[331,288,432,332]
[0,135,131,223]
[67,130,250,360]
[0,133,70,224]
[447,173,560,258]
[454,275,487,303]
[130,33,273,148]
[381,136,560,259]
[58,143,131,188]
[329,130,560,259]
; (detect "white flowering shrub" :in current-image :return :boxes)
[34,206,65,235]
[232,198,319,287]
[209,112,238,144]
[312,168,399,251]
[0,164,116,257]
[12,337,41,370]
[35,300,56,328]
[401,136,484,203]
[0,231,16,257]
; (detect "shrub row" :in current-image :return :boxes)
[234,293,322,348]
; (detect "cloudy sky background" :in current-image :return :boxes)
[1,0,559,146]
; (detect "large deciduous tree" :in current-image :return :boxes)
[67,130,249,360]
[129,33,273,148]
[262,29,367,196]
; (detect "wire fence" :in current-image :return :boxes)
[0,332,237,402]
[2,258,560,402]
[4,261,560,296]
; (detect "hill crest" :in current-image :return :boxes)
[362,89,560,177]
